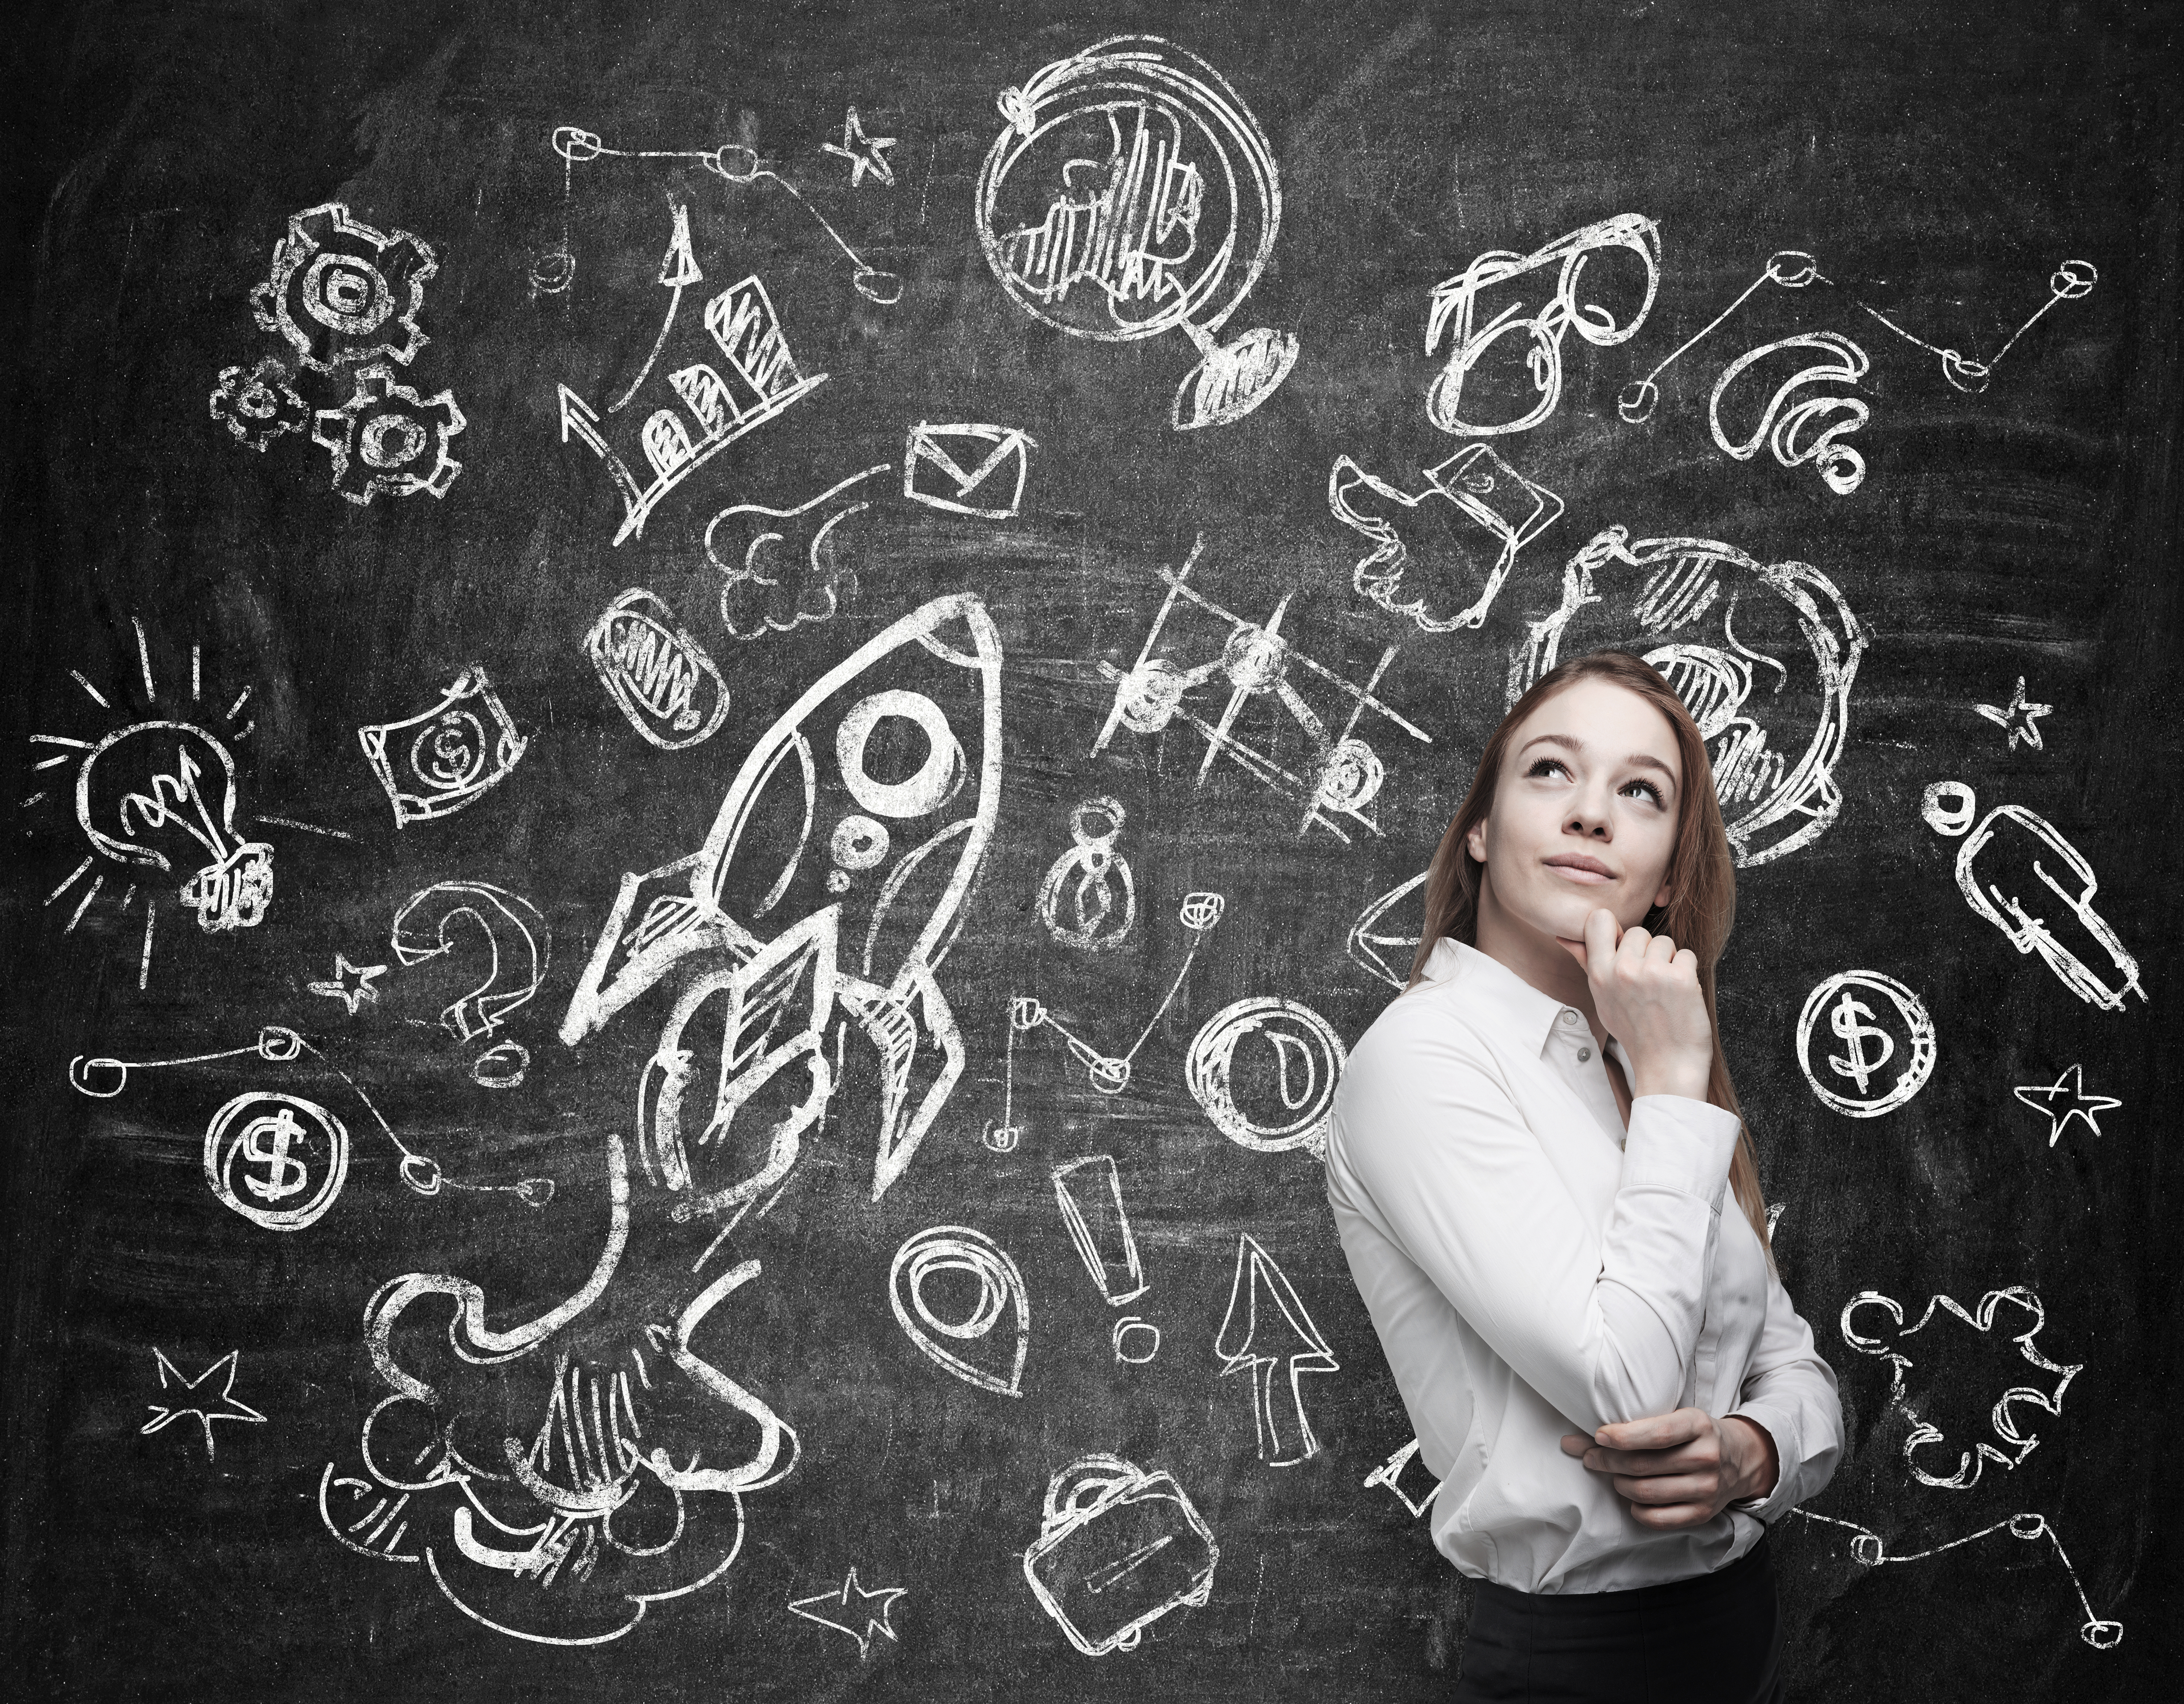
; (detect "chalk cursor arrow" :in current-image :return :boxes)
[610,200,703,412]
[1214,1233,1339,1467]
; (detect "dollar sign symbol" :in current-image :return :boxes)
[1826,992,1895,1094]
[240,1107,311,1202]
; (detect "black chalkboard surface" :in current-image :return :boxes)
[5,2,2179,1698]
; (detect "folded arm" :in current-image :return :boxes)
[1332,1013,1742,1436]
[1723,1262,1844,1522]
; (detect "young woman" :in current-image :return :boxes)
[1326,649,1842,1703]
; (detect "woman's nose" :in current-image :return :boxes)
[1565,790,1616,837]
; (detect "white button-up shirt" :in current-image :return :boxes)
[1326,938,1842,1593]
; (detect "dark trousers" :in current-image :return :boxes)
[1452,1535,1784,1704]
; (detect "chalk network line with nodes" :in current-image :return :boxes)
[537,125,903,305]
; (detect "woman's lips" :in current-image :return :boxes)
[1544,857,1615,884]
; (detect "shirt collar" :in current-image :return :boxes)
[1417,936,1631,1068]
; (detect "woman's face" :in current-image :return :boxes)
[1465,677,1683,957]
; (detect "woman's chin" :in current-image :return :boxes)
[1506,907,1594,966]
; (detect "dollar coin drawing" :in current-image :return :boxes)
[203,1091,350,1230]
[1794,971,1937,1118]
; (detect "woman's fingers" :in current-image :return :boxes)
[1594,1410,1707,1452]
[1582,1441,1713,1477]
[1629,1501,1718,1530]
[1570,1410,1749,1526]
[1584,908,1621,982]
[1610,1471,1716,1505]
[1583,919,1713,1097]
[1568,1413,1742,1526]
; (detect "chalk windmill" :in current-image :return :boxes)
[559,204,827,545]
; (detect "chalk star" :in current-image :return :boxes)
[142,1349,268,1460]
[1974,676,2052,752]
[306,953,387,1016]
[2012,1063,2121,1147]
[788,1566,907,1657]
[821,106,896,188]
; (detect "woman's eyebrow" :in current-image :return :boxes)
[1517,732,1678,785]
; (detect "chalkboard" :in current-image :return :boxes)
[5,2,2179,1698]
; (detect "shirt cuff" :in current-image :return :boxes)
[1618,1095,1743,1202]
[1723,1401,1799,1525]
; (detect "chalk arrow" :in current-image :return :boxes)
[558,381,604,450]
[657,202,704,288]
[558,382,646,520]
[1214,1233,1339,1467]
[610,201,703,412]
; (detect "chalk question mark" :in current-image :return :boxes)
[390,881,549,1088]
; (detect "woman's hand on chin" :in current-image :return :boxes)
[1580,908,1715,1100]
[1559,1408,1779,1529]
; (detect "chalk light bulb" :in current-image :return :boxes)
[75,720,273,931]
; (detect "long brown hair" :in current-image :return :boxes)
[1406,648,1773,1265]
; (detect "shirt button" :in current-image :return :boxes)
[1578,1047,1592,1062]
[1560,1010,1579,1025]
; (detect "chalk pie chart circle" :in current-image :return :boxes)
[976,36,1280,344]
[1794,970,1937,1119]
[1187,997,1346,1153]
[203,1091,351,1231]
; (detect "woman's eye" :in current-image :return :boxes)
[1623,779,1665,806]
[1526,757,1567,779]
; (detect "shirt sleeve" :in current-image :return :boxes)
[1329,1003,1744,1436]
[1724,1262,1845,1523]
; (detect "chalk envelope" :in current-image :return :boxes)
[1347,870,1428,989]
[902,422,1036,519]
[1052,1155,1149,1305]
[1023,1454,1218,1657]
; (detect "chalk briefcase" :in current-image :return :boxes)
[1022,1453,1218,1656]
